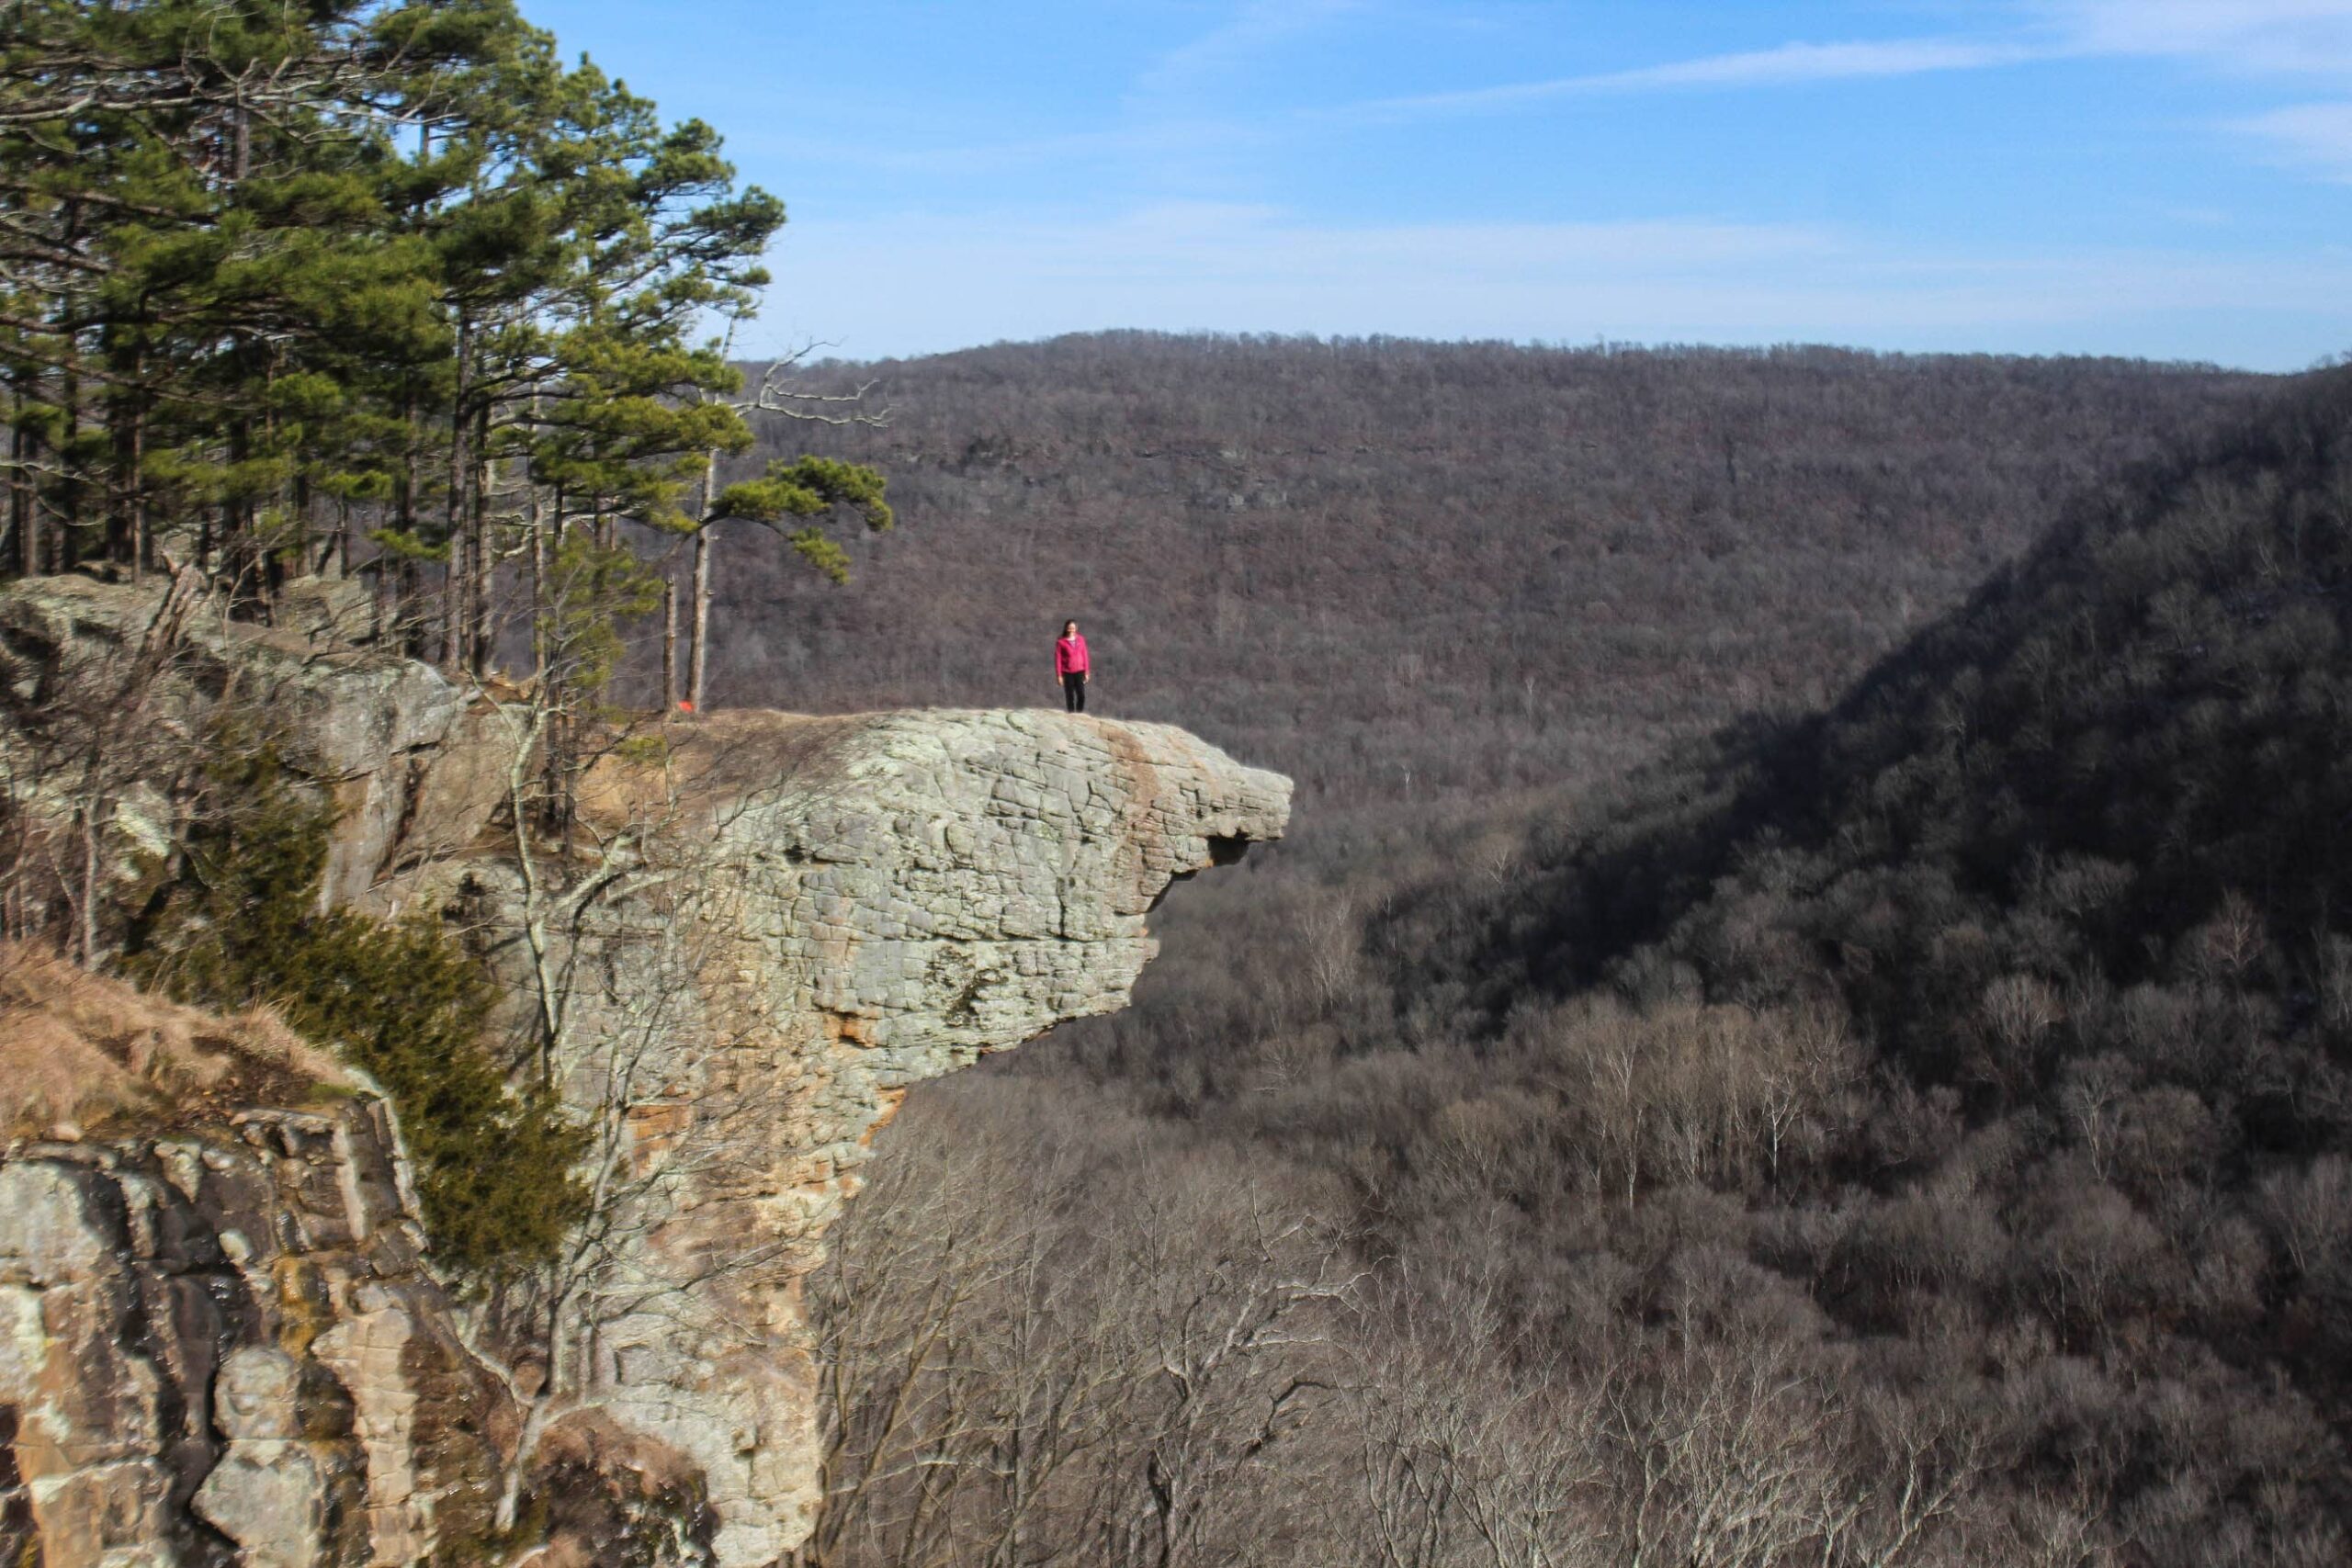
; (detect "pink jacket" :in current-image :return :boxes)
[1056,635,1090,675]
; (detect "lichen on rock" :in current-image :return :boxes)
[0,1051,509,1567]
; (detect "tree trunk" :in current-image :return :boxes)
[57,339,80,575]
[76,805,100,967]
[104,337,139,572]
[291,474,311,582]
[469,404,492,675]
[397,380,416,644]
[9,374,35,576]
[127,400,146,581]
[530,490,550,683]
[690,526,712,710]
[662,575,679,710]
[227,410,254,609]
[440,317,472,672]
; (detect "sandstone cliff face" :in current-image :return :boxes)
[0,1111,513,1568]
[0,575,513,910]
[0,944,524,1568]
[463,708,1289,1565]
[0,577,1291,1564]
[0,1069,707,1568]
[0,948,516,1568]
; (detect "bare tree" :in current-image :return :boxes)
[0,563,208,959]
[685,345,891,713]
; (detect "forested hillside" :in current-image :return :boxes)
[717,334,2262,818]
[786,352,2352,1564]
[1370,357,2352,1560]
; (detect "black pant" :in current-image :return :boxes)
[1062,671,1086,712]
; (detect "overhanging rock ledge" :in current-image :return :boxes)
[428,706,1291,1565]
[0,576,1292,1566]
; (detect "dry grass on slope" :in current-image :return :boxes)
[0,944,349,1139]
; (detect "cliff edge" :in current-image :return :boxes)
[0,577,1291,1565]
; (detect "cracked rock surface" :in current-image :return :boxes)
[0,1104,510,1568]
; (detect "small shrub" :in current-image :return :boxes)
[126,734,587,1280]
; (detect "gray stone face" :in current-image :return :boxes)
[0,575,511,906]
[211,1348,306,1441]
[0,1105,507,1568]
[191,1440,328,1568]
[0,579,1292,1565]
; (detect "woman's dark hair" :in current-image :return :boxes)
[1061,619,1079,637]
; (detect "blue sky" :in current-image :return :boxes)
[525,1,2352,369]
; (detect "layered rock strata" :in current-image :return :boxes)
[458,708,1289,1563]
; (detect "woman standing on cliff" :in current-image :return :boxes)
[1056,619,1090,712]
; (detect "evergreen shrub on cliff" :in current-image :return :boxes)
[127,738,587,1279]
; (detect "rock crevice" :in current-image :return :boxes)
[0,1100,512,1568]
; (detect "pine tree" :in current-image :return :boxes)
[1,0,870,687]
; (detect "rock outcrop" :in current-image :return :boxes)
[0,952,513,1568]
[0,576,1291,1564]
[0,575,514,909]
[453,708,1287,1564]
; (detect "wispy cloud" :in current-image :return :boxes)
[1336,2,2352,129]
[741,2,2352,193]
[2048,0,2352,75]
[1135,0,1360,103]
[1583,37,2043,91]
[2234,100,2352,176]
[1351,35,2044,119]
[2042,3,2352,180]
